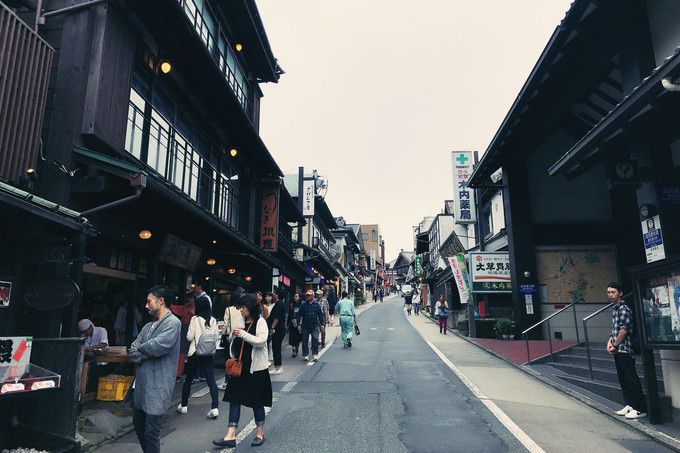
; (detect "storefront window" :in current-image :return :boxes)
[639,271,680,344]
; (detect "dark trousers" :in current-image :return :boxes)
[301,327,319,356]
[272,333,284,367]
[228,404,265,427]
[181,354,219,409]
[438,317,448,334]
[614,353,646,412]
[133,409,161,453]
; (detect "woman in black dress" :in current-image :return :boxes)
[213,294,272,449]
[288,291,302,357]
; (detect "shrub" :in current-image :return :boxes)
[494,318,516,339]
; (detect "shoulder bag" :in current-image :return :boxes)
[225,322,251,377]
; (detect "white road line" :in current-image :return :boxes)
[280,381,297,393]
[406,313,545,453]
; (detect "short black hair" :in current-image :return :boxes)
[607,282,624,293]
[341,290,348,298]
[241,293,260,321]
[148,285,173,307]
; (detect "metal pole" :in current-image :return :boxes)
[572,299,580,345]
[525,333,531,365]
[547,319,554,362]
[583,319,593,380]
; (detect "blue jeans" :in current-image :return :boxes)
[301,327,319,356]
[133,409,161,453]
[413,303,421,315]
[228,403,265,427]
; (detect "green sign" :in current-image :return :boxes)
[414,255,422,276]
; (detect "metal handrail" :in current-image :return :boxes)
[582,293,632,380]
[523,300,582,364]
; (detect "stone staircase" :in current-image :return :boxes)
[530,343,665,406]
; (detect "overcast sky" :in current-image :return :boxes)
[256,0,574,261]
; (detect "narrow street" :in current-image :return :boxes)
[96,295,672,452]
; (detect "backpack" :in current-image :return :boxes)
[195,318,217,356]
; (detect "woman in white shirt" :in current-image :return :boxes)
[213,294,272,449]
[435,294,449,335]
[177,297,220,418]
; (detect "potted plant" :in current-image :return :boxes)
[494,318,516,340]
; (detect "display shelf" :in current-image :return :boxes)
[0,363,61,396]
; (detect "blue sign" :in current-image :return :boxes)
[519,284,537,294]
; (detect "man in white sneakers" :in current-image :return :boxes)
[606,282,647,419]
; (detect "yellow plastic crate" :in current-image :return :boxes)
[97,375,134,401]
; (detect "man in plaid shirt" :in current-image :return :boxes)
[606,282,646,419]
[297,290,325,362]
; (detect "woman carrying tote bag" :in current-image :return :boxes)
[177,297,220,418]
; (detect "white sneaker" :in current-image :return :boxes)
[207,408,219,419]
[269,368,283,375]
[302,356,309,361]
[625,410,647,419]
[616,405,633,416]
[313,355,319,362]
[218,382,227,390]
[176,405,187,414]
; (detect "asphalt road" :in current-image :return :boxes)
[235,296,524,453]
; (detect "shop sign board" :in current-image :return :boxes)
[451,151,476,223]
[0,281,11,308]
[414,255,422,276]
[641,215,666,263]
[470,252,512,293]
[302,179,315,217]
[158,234,202,271]
[259,185,280,252]
[448,254,472,304]
[0,336,32,368]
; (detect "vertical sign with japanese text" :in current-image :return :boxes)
[452,151,476,223]
[449,255,472,304]
[414,255,422,276]
[259,185,280,253]
[641,215,665,263]
[302,179,315,217]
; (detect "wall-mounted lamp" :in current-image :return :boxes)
[244,275,253,282]
[206,258,216,266]
[159,59,173,74]
[235,43,243,52]
[523,271,531,278]
[227,267,237,275]
[139,230,152,240]
[229,148,238,157]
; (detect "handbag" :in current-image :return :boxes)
[225,322,250,377]
[354,324,361,336]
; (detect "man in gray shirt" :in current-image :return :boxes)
[315,289,330,348]
[128,285,181,453]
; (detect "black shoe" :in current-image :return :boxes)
[347,340,352,348]
[251,436,265,447]
[213,438,236,448]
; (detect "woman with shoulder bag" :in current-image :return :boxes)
[177,296,220,418]
[214,294,272,449]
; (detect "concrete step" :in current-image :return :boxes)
[547,362,665,393]
[554,354,663,375]
[556,374,627,406]
[569,345,661,361]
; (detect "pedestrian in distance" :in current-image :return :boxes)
[219,289,245,390]
[297,289,325,362]
[264,292,274,364]
[288,291,302,357]
[316,289,330,348]
[214,294,272,449]
[327,284,338,326]
[435,295,449,334]
[404,291,413,315]
[606,282,647,419]
[379,287,384,303]
[268,290,287,375]
[128,285,181,453]
[170,293,195,381]
[177,295,220,418]
[412,289,422,316]
[336,291,357,348]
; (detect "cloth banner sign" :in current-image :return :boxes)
[259,185,280,252]
[449,254,472,305]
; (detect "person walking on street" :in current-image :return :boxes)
[607,282,647,419]
[170,293,195,381]
[327,285,338,326]
[219,289,245,390]
[316,289,330,348]
[336,291,356,348]
[435,295,449,334]
[268,290,286,375]
[128,285,181,453]
[404,291,413,315]
[412,289,422,316]
[264,292,274,364]
[288,292,302,357]
[193,281,213,314]
[214,294,272,449]
[297,290,325,361]
[177,296,220,418]
[379,287,384,303]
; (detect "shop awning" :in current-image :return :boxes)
[0,180,95,234]
[549,47,680,178]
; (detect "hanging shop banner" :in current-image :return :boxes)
[641,215,665,263]
[448,254,472,304]
[470,252,512,293]
[414,255,422,276]
[302,178,315,217]
[451,151,476,224]
[259,185,280,252]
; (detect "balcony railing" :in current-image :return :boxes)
[176,0,252,117]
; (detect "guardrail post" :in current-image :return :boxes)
[525,333,531,365]
[572,300,580,345]
[547,319,554,362]
[583,319,593,380]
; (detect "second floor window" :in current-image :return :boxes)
[372,231,378,242]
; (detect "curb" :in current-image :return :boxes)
[420,314,680,452]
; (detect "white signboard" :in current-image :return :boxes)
[302,179,315,217]
[470,252,511,293]
[448,256,471,305]
[641,215,665,263]
[525,294,534,315]
[452,151,476,223]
